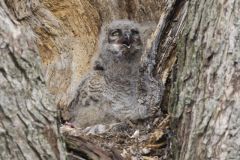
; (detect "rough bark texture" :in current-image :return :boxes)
[0,1,65,159]
[3,0,239,159]
[64,133,123,160]
[171,0,240,159]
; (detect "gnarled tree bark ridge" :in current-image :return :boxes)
[170,0,240,159]
[0,1,65,160]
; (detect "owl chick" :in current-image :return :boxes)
[69,20,162,130]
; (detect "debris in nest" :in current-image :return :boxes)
[142,156,160,160]
[83,124,108,135]
[149,130,164,144]
[141,148,151,155]
[131,130,140,139]
[121,149,128,158]
[61,114,171,159]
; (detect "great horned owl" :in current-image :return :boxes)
[69,20,162,130]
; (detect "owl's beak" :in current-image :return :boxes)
[122,32,131,48]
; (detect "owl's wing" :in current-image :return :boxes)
[70,71,105,108]
[68,71,114,127]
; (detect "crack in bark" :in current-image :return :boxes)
[7,51,30,82]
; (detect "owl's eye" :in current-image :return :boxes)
[111,30,121,36]
[131,29,139,35]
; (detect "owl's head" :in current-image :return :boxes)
[100,20,143,61]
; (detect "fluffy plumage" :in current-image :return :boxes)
[69,20,162,130]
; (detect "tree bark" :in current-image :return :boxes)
[2,0,240,159]
[0,1,65,159]
[170,0,240,159]
[64,134,123,160]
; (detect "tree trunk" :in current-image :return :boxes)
[2,0,240,159]
[0,1,65,159]
[170,0,240,159]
